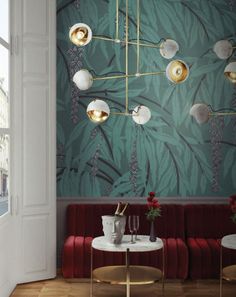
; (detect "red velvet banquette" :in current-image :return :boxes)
[62,204,236,279]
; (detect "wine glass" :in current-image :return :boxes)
[128,215,137,244]
[134,215,140,240]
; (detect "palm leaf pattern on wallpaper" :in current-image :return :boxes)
[57,0,236,197]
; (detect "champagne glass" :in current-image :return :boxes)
[134,215,140,240]
[128,215,137,244]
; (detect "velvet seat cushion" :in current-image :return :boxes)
[185,205,236,279]
[187,238,236,279]
[62,204,187,279]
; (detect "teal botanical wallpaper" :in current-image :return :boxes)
[57,0,236,197]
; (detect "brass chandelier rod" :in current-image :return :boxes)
[92,35,162,48]
[116,0,119,41]
[92,0,165,85]
[136,0,140,74]
[210,112,236,116]
[92,71,165,81]
[125,0,129,114]
[111,111,138,116]
[109,0,150,118]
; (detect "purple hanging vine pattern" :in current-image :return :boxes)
[225,0,236,10]
[67,45,84,125]
[73,0,80,9]
[57,143,65,170]
[209,116,225,192]
[129,127,138,195]
[90,143,101,177]
[90,128,102,177]
[232,86,236,143]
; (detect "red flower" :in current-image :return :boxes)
[147,201,159,208]
[229,196,236,211]
[146,192,161,221]
[232,205,236,213]
[229,195,236,205]
[153,203,160,209]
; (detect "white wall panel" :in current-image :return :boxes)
[23,45,48,76]
[23,86,48,208]
[23,0,47,36]
[22,215,48,274]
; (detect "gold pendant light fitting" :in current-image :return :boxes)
[166,60,189,83]
[190,103,236,124]
[224,62,236,83]
[69,23,92,46]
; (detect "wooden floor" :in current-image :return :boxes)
[10,277,236,297]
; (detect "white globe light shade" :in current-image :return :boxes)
[86,100,110,123]
[69,23,92,46]
[224,62,236,83]
[160,39,179,59]
[73,69,93,90]
[213,40,233,60]
[189,103,210,124]
[132,105,151,125]
[166,60,189,83]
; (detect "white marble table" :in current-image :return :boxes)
[220,234,236,297]
[221,234,236,250]
[91,235,164,297]
[92,235,163,252]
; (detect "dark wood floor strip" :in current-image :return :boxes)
[10,277,236,297]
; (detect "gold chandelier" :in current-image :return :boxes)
[69,0,190,124]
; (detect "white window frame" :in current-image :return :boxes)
[0,0,11,220]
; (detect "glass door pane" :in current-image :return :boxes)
[0,43,9,97]
[0,0,9,42]
[0,0,9,217]
[0,135,9,216]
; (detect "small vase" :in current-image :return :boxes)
[149,220,156,242]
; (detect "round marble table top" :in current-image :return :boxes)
[221,234,236,250]
[92,235,163,252]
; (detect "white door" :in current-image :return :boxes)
[12,0,56,283]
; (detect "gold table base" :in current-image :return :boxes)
[93,265,163,285]
[91,237,165,297]
[222,265,236,281]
